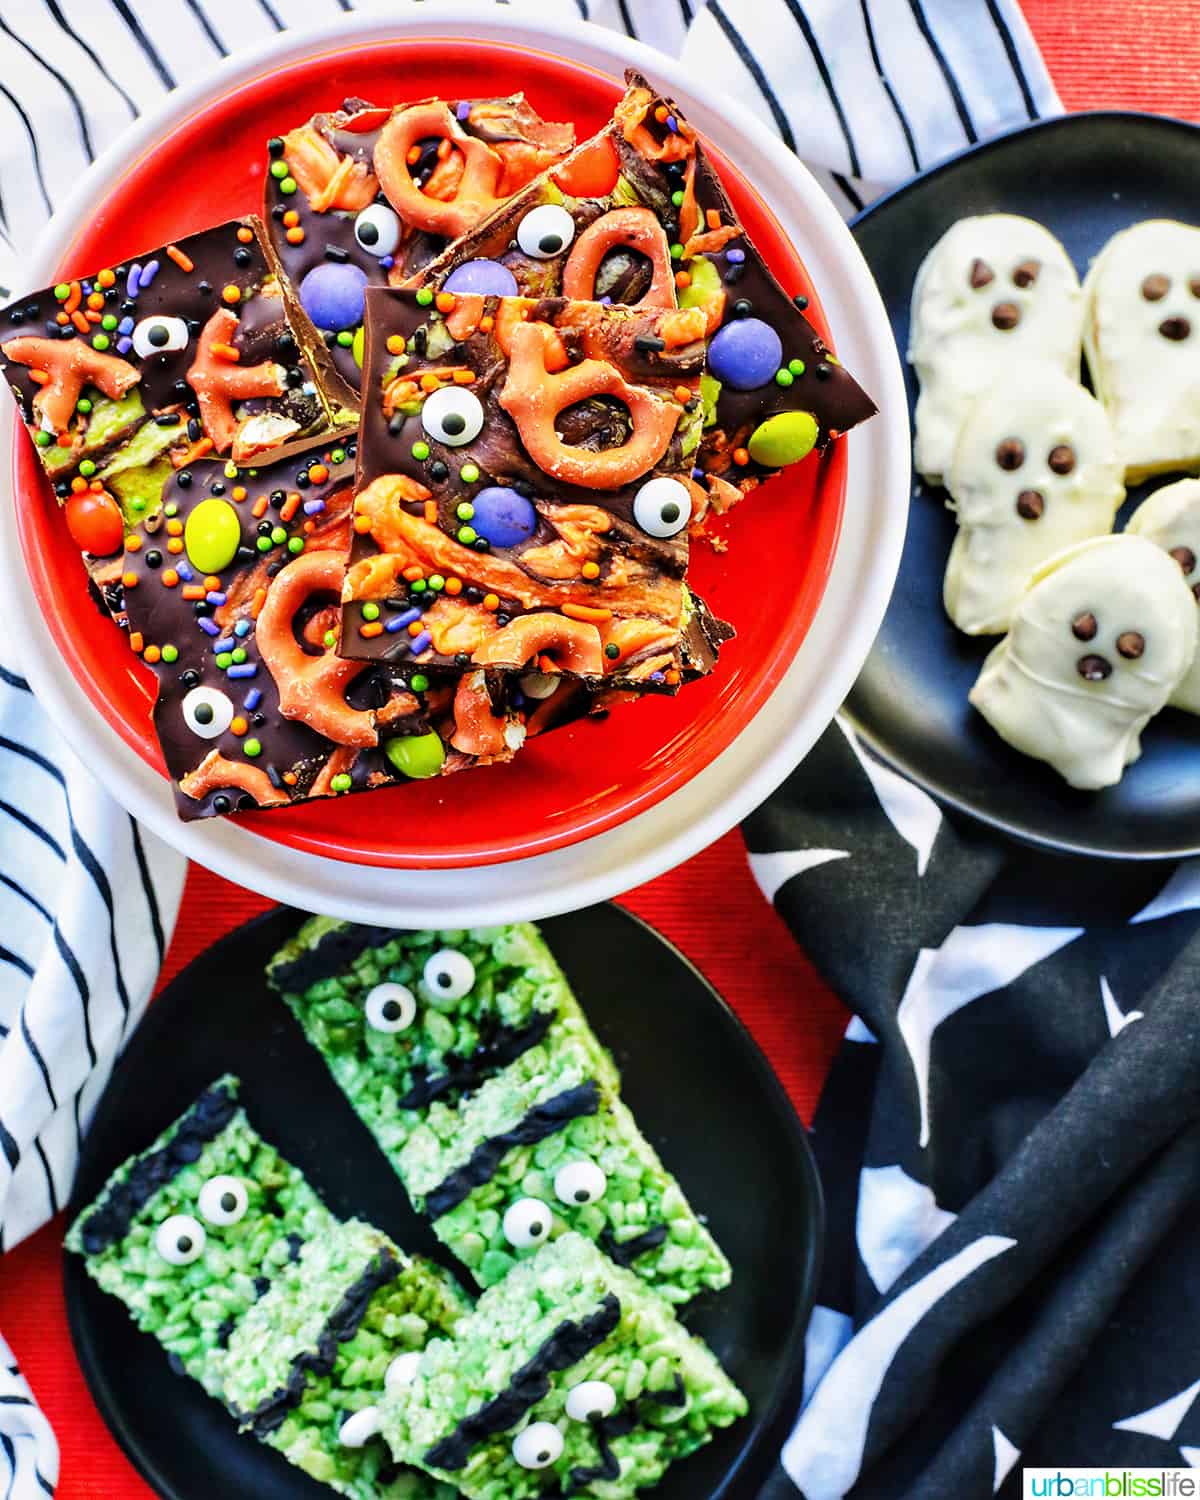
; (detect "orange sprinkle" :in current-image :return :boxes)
[437,137,452,161]
[303,520,315,534]
[483,593,499,612]
[166,519,183,536]
[452,368,476,384]
[655,105,669,123]
[386,334,406,355]
[70,311,90,334]
[221,284,241,304]
[96,268,115,288]
[673,384,692,403]
[236,226,254,244]
[732,446,749,466]
[353,515,372,534]
[828,429,840,442]
[581,561,600,580]
[360,621,384,638]
[561,602,611,623]
[538,654,556,674]
[444,576,462,596]
[89,479,104,492]
[406,145,422,165]
[125,534,142,553]
[706,208,722,230]
[479,315,494,333]
[424,500,438,524]
[210,342,240,362]
[70,476,87,493]
[161,569,179,588]
[55,312,68,326]
[166,244,194,272]
[64,281,81,314]
[85,310,102,324]
[282,210,300,228]
[435,292,456,313]
[674,271,691,290]
[403,565,424,582]
[230,715,248,736]
[282,771,298,787]
[167,538,183,554]
[419,373,441,392]
[27,369,48,386]
[128,632,144,654]
[308,463,328,483]
[286,227,305,245]
[86,292,104,311]
[407,621,423,638]
[232,485,246,501]
[280,493,300,522]
[203,576,221,592]
[251,495,269,518]
[121,571,138,589]
[664,668,681,685]
[182,586,206,600]
[251,587,268,619]
[143,645,161,665]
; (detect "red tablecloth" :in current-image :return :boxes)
[4,6,1200,1493]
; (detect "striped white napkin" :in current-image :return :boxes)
[0,1,1058,1496]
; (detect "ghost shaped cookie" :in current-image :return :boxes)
[909,214,1083,483]
[1126,477,1200,713]
[968,534,1197,790]
[1083,220,1200,482]
[943,362,1123,635]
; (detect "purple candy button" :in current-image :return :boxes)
[471,486,537,549]
[707,317,783,391]
[443,259,520,298]
[299,262,368,331]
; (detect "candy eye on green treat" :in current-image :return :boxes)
[565,1379,617,1422]
[385,1350,422,1392]
[337,1405,383,1449]
[502,1197,554,1249]
[364,981,417,1033]
[422,948,475,1000]
[554,1160,606,1206]
[198,1175,249,1227]
[512,1421,564,1470]
[155,1214,206,1265]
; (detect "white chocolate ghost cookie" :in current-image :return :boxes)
[1126,477,1200,713]
[968,534,1198,790]
[943,362,1124,635]
[1083,220,1200,482]
[909,214,1084,483]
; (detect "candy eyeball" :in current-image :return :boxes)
[502,1197,554,1249]
[385,1351,422,1392]
[554,1160,607,1206]
[565,1380,617,1423]
[155,1214,206,1265]
[338,1406,382,1448]
[517,204,576,260]
[512,1421,564,1470]
[132,315,190,359]
[182,686,234,741]
[354,203,402,256]
[633,477,692,538]
[422,948,475,1000]
[364,981,417,1033]
[421,386,484,447]
[198,1175,249,1226]
[519,671,559,700]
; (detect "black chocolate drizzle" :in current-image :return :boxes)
[424,1294,621,1471]
[598,1223,669,1268]
[398,1011,556,1110]
[268,923,411,992]
[77,1080,238,1255]
[560,1377,688,1496]
[423,1082,601,1220]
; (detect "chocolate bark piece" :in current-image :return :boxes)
[414,69,876,518]
[0,216,345,595]
[263,94,574,407]
[119,440,525,823]
[340,286,711,689]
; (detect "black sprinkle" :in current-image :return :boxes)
[324,246,350,263]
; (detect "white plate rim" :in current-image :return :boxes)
[0,0,910,924]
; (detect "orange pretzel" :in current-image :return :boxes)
[283,124,379,213]
[472,613,604,674]
[179,750,288,809]
[498,320,679,489]
[450,671,510,757]
[2,335,139,435]
[186,309,284,454]
[256,550,376,747]
[561,208,677,310]
[374,102,506,240]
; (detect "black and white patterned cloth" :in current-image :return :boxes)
[0,1,1060,1497]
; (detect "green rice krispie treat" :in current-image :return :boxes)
[266,921,618,1159]
[224,1218,469,1500]
[380,1233,747,1500]
[65,1076,336,1398]
[397,1042,731,1304]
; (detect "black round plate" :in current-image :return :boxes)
[847,111,1200,860]
[66,905,821,1500]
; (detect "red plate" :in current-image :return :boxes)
[14,37,847,869]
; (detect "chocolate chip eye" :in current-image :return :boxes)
[1012,259,1040,287]
[968,258,994,289]
[1016,490,1044,520]
[995,438,1025,471]
[991,302,1020,330]
[1047,445,1076,475]
[1116,631,1146,659]
[1071,612,1098,641]
[1077,654,1112,681]
[1169,545,1196,576]
[1141,273,1170,301]
[1160,316,1191,341]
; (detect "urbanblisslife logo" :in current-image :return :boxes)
[1024,1472,1199,1497]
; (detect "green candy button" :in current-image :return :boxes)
[184,497,241,574]
[747,410,819,469]
[384,731,445,780]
